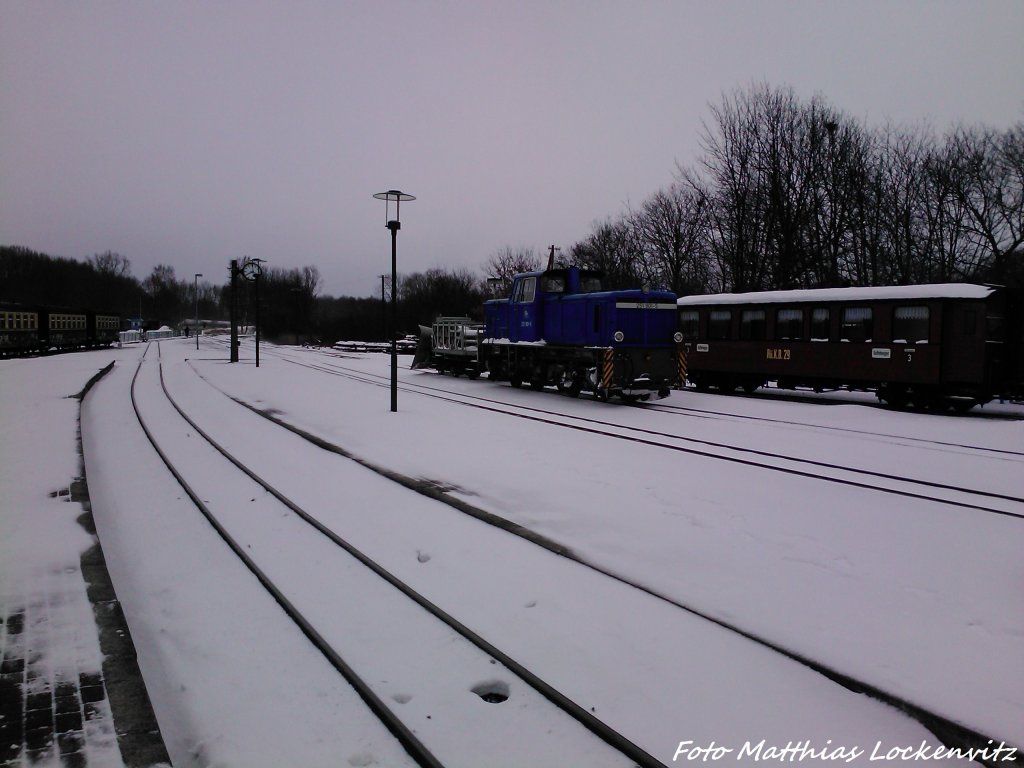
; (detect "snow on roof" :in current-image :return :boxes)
[678,283,997,307]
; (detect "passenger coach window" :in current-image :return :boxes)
[708,310,732,340]
[810,308,830,341]
[893,306,929,344]
[840,307,873,342]
[740,310,766,340]
[679,310,700,340]
[776,308,803,340]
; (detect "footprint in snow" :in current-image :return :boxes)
[416,550,431,563]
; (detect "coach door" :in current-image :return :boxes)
[943,301,996,386]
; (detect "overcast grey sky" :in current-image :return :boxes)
[2,1,1022,297]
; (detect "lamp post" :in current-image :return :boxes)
[379,274,388,343]
[194,273,203,350]
[373,189,415,412]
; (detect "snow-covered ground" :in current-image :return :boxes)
[0,354,129,767]
[4,338,1022,767]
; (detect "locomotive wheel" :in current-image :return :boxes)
[558,375,582,397]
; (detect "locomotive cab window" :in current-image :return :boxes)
[513,277,536,304]
[579,272,603,292]
[892,306,929,344]
[740,310,766,340]
[775,308,804,340]
[708,310,732,340]
[541,274,566,293]
[810,308,830,341]
[840,307,872,342]
[679,310,700,340]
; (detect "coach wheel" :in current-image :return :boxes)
[530,378,546,391]
[510,375,523,388]
[742,380,759,394]
[912,391,946,412]
[880,386,909,410]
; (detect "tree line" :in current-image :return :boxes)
[570,83,1023,294]
[4,82,1020,343]
[0,244,494,343]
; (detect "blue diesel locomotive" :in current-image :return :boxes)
[416,266,685,401]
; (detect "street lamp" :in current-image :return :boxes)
[194,273,203,350]
[379,274,388,343]
[373,189,415,412]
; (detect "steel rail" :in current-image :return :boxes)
[157,352,668,768]
[183,353,1021,764]
[249,349,1024,520]
[130,344,446,768]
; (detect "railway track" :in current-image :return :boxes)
[131,343,660,768]
[185,341,1021,761]
[251,344,1024,522]
[644,400,1024,457]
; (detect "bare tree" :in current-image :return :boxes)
[483,246,541,296]
[688,85,774,292]
[569,216,648,290]
[565,83,1021,294]
[89,251,132,278]
[937,124,1024,280]
[300,265,322,298]
[631,184,711,295]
